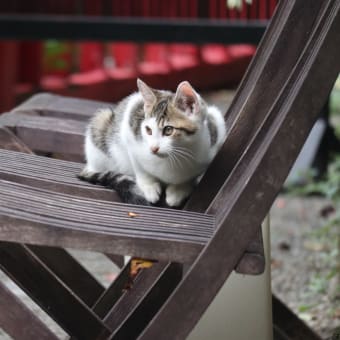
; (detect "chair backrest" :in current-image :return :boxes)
[138,1,340,339]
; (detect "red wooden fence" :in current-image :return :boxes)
[0,0,277,110]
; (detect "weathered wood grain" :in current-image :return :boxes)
[0,242,111,340]
[0,127,33,153]
[13,92,113,121]
[273,295,322,340]
[0,149,119,200]
[0,281,59,340]
[108,262,182,340]
[28,245,105,306]
[0,180,214,263]
[92,262,132,318]
[0,112,86,155]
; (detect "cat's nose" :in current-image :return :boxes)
[151,146,159,154]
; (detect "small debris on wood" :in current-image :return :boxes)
[130,258,155,277]
[123,258,156,292]
[128,212,138,218]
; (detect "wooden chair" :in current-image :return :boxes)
[0,0,339,339]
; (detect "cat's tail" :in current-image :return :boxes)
[78,169,151,206]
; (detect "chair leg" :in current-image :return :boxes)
[0,242,111,340]
[272,295,322,340]
[0,281,58,340]
[28,245,105,306]
[108,262,182,339]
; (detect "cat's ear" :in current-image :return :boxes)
[174,81,200,116]
[137,78,156,114]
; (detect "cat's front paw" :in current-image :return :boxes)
[166,183,192,207]
[137,179,162,204]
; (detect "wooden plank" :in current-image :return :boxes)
[0,149,119,201]
[92,260,182,339]
[273,325,291,340]
[0,281,59,340]
[28,245,105,307]
[0,242,111,340]
[104,266,165,332]
[272,295,322,340]
[109,263,182,339]
[0,180,214,263]
[0,180,214,241]
[92,262,132,318]
[0,112,86,155]
[0,41,17,112]
[139,0,340,338]
[0,127,33,153]
[13,93,113,121]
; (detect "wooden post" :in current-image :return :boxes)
[0,41,18,112]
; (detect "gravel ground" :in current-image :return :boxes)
[271,195,340,340]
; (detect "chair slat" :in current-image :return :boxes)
[0,149,119,200]
[0,242,111,340]
[273,295,322,340]
[13,92,111,121]
[28,245,105,307]
[0,127,33,153]
[0,281,59,340]
[105,264,171,332]
[0,180,214,263]
[109,262,182,340]
[92,262,132,318]
[0,112,85,155]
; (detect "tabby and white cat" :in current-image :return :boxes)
[79,79,226,207]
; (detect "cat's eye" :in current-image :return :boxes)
[145,126,152,135]
[163,126,174,136]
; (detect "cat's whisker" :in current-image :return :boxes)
[169,151,183,169]
[167,152,176,169]
[172,153,181,169]
[173,146,195,158]
[173,148,195,162]
[173,145,194,154]
[173,154,189,168]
